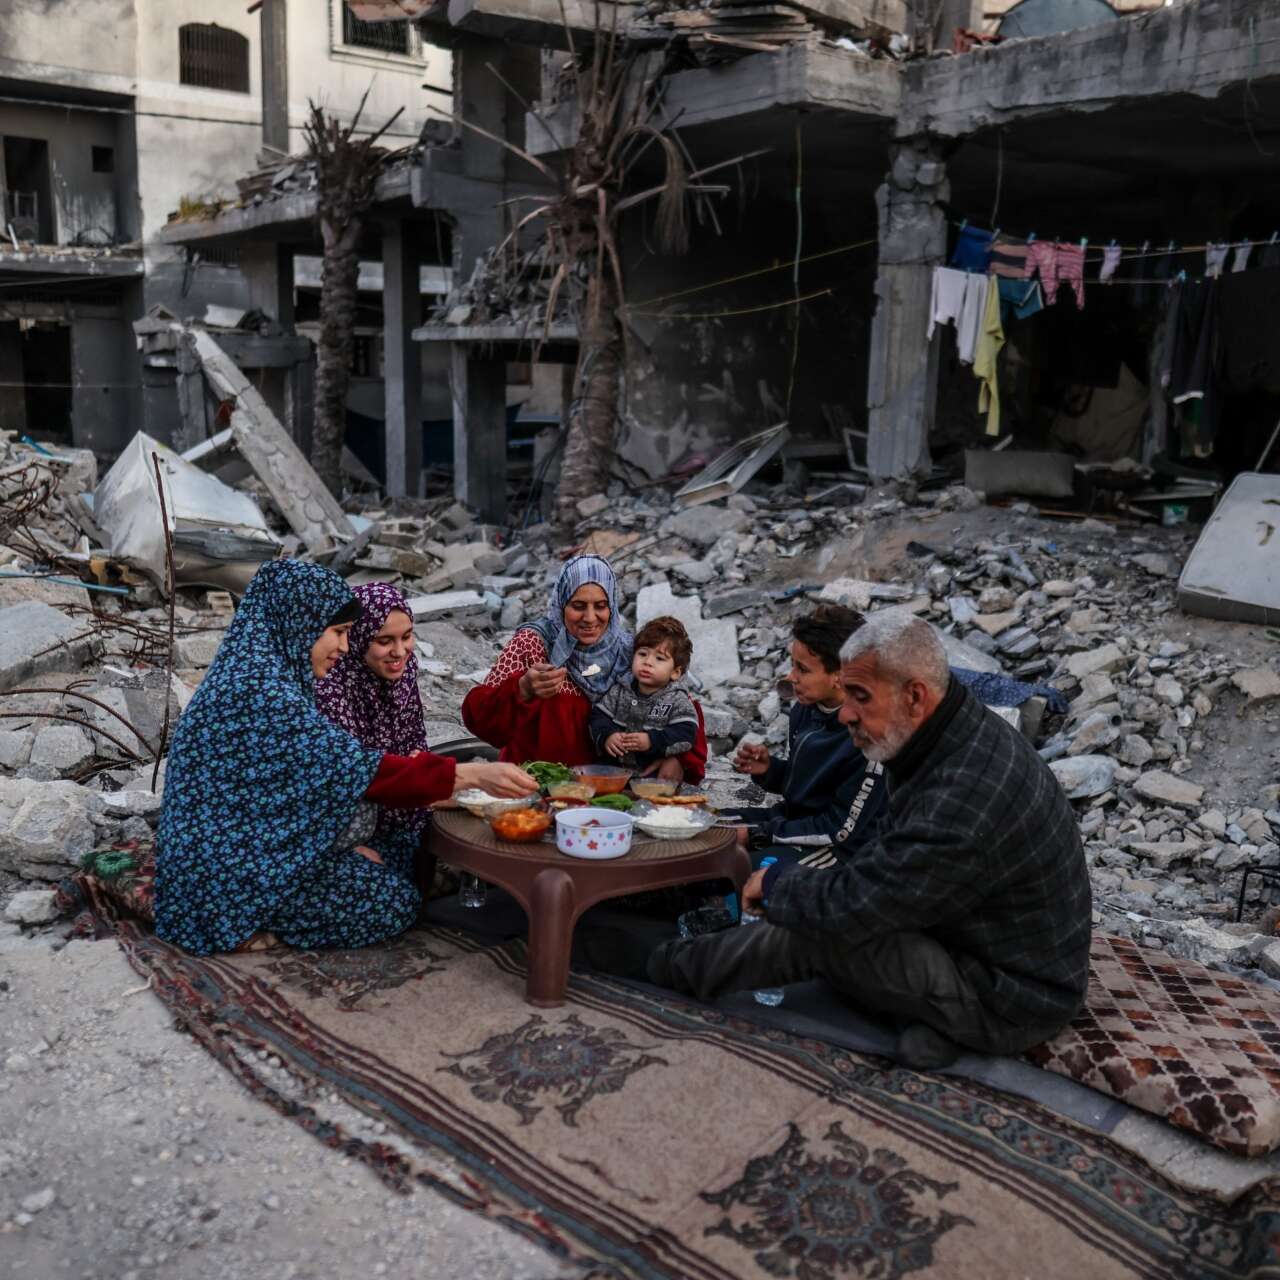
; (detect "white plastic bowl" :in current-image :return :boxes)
[554,807,634,859]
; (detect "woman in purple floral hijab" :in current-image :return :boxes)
[315,583,429,846]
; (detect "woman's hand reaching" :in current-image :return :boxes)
[454,761,539,798]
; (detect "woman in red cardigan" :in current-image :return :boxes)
[463,554,707,782]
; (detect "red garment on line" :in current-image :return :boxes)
[462,630,708,782]
[364,751,457,807]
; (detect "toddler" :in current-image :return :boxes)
[588,616,699,771]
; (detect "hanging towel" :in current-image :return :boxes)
[928,267,969,339]
[1055,243,1086,309]
[974,277,1005,436]
[956,272,989,364]
[1232,241,1254,273]
[1205,243,1229,278]
[997,276,1043,323]
[1099,245,1122,283]
[951,225,994,274]
[989,237,1030,278]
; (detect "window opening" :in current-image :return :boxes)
[2,136,53,242]
[179,24,251,93]
[92,146,114,174]
[341,4,412,54]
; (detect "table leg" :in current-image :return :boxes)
[525,866,575,1008]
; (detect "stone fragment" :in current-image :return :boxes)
[1171,918,1257,967]
[1231,667,1280,710]
[666,505,747,552]
[1198,809,1227,839]
[19,1188,55,1214]
[635,579,740,686]
[0,777,100,878]
[947,596,977,626]
[1132,552,1178,578]
[1259,940,1280,981]
[1065,644,1126,680]
[1215,846,1251,873]
[672,560,717,586]
[0,729,33,769]
[1072,672,1117,711]
[1041,579,1076,598]
[0,602,94,692]
[701,706,735,737]
[99,789,162,818]
[498,598,525,630]
[757,691,781,724]
[576,494,610,519]
[0,576,92,612]
[1153,676,1184,707]
[937,631,1001,675]
[977,586,1016,613]
[819,578,875,611]
[704,587,765,618]
[1133,770,1204,809]
[765,713,789,747]
[1068,712,1120,755]
[4,889,59,924]
[28,725,95,773]
[1050,754,1115,799]
[1130,840,1203,870]
[972,610,1019,638]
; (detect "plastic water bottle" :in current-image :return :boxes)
[459,873,487,909]
[744,857,784,1007]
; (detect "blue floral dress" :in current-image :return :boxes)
[155,559,420,954]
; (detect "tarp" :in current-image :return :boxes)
[94,433,280,594]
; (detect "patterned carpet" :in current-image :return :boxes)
[63,880,1280,1280]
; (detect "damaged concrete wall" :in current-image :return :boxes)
[0,0,137,91]
[70,312,138,453]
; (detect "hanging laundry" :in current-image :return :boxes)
[1099,244,1122,283]
[928,267,969,339]
[1204,243,1229,279]
[1167,279,1221,451]
[1232,241,1254,273]
[1024,240,1058,296]
[973,276,1005,437]
[1055,243,1086,309]
[989,237,1030,278]
[996,276,1043,323]
[950,225,994,274]
[1261,239,1280,270]
[956,272,989,364]
[1137,246,1172,310]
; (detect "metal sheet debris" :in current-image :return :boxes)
[673,424,790,508]
[1178,472,1280,625]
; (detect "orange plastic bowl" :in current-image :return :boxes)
[570,765,633,796]
[489,806,552,843]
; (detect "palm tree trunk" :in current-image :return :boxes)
[556,268,621,524]
[312,219,361,497]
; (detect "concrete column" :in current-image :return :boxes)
[260,0,289,155]
[450,345,507,522]
[240,243,295,328]
[909,0,982,51]
[382,219,423,498]
[866,139,949,483]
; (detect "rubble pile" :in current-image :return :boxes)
[6,425,1280,985]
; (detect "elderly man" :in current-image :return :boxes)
[648,609,1092,1069]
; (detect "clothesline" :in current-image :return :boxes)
[948,219,1280,264]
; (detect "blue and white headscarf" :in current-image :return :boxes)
[155,559,383,954]
[518,554,633,701]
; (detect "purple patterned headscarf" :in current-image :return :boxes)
[315,583,429,838]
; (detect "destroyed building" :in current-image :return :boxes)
[0,0,446,453]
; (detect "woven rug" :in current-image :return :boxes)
[1027,933,1280,1158]
[61,879,1280,1280]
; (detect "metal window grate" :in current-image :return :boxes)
[341,4,412,54]
[179,23,251,93]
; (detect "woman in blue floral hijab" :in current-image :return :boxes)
[155,559,534,955]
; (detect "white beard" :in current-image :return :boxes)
[858,717,916,763]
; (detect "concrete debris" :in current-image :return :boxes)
[0,602,95,693]
[1133,771,1205,809]
[4,889,59,924]
[1050,754,1116,799]
[1230,666,1280,710]
[0,778,101,880]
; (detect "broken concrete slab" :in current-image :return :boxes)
[174,632,224,668]
[0,602,94,692]
[1064,644,1127,681]
[0,777,101,879]
[28,725,96,774]
[665,505,749,553]
[635,578,740,687]
[3,889,59,924]
[406,591,489,623]
[1133,770,1205,809]
[1050,754,1116,799]
[818,577,876,611]
[704,587,766,619]
[972,610,1020,638]
[0,575,92,612]
[0,729,33,769]
[1231,666,1280,711]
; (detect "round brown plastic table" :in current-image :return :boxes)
[425,807,751,1008]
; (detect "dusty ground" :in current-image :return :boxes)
[0,938,576,1280]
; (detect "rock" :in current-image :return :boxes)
[1258,940,1280,981]
[100,789,162,818]
[818,578,875,611]
[665,505,747,552]
[19,1187,55,1214]
[0,601,94,692]
[28,725,96,773]
[576,494,610,519]
[701,705,735,737]
[972,610,1020,638]
[0,576,92,612]
[1198,809,1227,838]
[3,889,59,924]
[0,728,33,769]
[1119,735,1155,769]
[947,596,978,626]
[1041,579,1076,597]
[703,587,765,619]
[1050,754,1116,799]
[1215,846,1252,873]
[765,713,789,746]
[172,631,223,667]
[1153,676,1184,707]
[758,691,781,724]
[977,586,1017,612]
[1130,840,1203,870]
[1171,918,1257,967]
[1133,770,1204,809]
[0,777,100,878]
[672,560,718,586]
[498,598,525,630]
[1072,672,1117,711]
[1231,666,1280,709]
[937,631,1001,675]
[1064,644,1126,680]
[1132,552,1178,578]
[406,590,488,623]
[634,579,740,687]
[1068,712,1120,755]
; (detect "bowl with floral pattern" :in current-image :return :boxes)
[554,807,634,859]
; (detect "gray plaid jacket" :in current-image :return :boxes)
[767,683,1092,1027]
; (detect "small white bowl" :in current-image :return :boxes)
[554,807,634,859]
